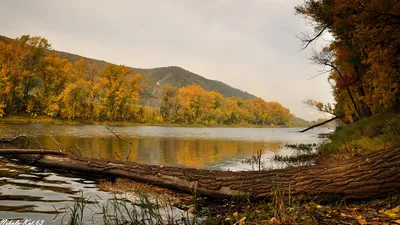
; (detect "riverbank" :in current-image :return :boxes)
[317,112,400,160]
[89,112,400,224]
[0,114,301,128]
[1,113,398,224]
[93,178,400,225]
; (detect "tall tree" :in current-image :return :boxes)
[296,0,400,121]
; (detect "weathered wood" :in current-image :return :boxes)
[1,147,399,201]
[0,149,66,155]
[300,116,342,132]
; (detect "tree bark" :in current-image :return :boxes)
[1,147,399,201]
[0,149,66,155]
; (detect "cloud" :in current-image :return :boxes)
[0,0,334,120]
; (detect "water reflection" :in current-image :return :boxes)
[0,124,332,222]
[0,157,109,224]
[29,136,282,169]
[0,124,331,170]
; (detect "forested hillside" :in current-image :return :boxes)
[0,35,293,126]
[0,35,256,105]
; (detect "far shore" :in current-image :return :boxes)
[0,114,303,128]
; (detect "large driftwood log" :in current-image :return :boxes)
[1,147,399,201]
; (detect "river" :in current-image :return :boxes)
[0,124,332,223]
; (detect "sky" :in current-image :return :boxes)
[0,0,334,121]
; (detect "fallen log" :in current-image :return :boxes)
[0,149,66,155]
[300,116,342,132]
[1,147,399,201]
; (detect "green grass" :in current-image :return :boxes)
[64,189,200,225]
[318,112,400,158]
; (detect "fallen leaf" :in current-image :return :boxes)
[341,212,351,218]
[380,206,400,218]
[238,217,246,225]
[356,215,367,225]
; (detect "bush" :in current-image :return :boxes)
[318,112,400,158]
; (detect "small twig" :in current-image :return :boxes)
[125,143,133,161]
[105,155,113,162]
[32,154,46,164]
[64,144,80,157]
[34,137,46,150]
[73,143,85,157]
[50,136,64,152]
[114,151,122,160]
[105,126,133,161]
[51,205,62,221]
[257,149,262,171]
[105,126,121,139]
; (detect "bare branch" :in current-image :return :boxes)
[300,116,343,132]
[33,137,46,150]
[50,136,63,152]
[105,126,133,161]
[306,70,330,80]
[73,143,85,157]
[310,48,361,118]
[299,23,332,50]
[105,126,121,139]
[303,104,335,116]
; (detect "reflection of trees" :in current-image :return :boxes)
[33,136,282,169]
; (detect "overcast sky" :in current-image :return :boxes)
[0,0,334,121]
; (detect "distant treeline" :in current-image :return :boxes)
[0,35,294,125]
[160,84,293,125]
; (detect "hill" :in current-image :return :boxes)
[0,35,256,106]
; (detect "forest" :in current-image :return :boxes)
[296,0,400,122]
[0,36,293,126]
[0,0,399,224]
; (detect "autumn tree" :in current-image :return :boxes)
[160,85,293,126]
[0,35,293,125]
[296,0,400,121]
[160,84,179,122]
[0,38,28,114]
[100,64,142,120]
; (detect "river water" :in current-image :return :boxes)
[0,124,332,223]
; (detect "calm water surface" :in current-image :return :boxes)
[0,124,332,223]
[0,124,332,170]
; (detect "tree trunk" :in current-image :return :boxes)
[300,116,342,132]
[1,147,399,201]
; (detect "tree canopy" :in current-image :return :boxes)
[0,35,294,126]
[296,0,400,122]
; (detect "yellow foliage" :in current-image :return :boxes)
[380,206,400,219]
[0,103,5,117]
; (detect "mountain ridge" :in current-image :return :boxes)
[0,35,256,101]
